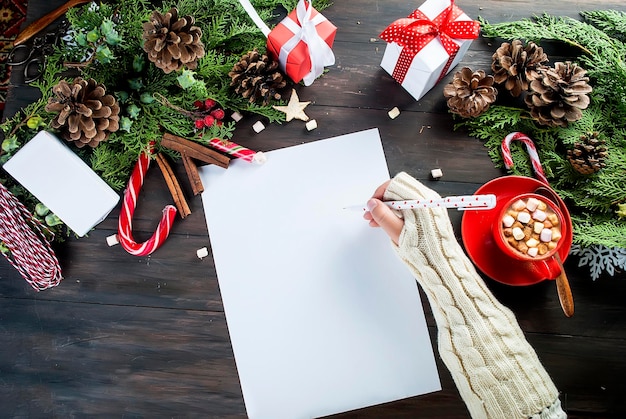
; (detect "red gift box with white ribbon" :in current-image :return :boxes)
[267,0,337,85]
[239,0,336,86]
[380,0,480,101]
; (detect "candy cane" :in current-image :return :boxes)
[0,183,62,291]
[501,132,549,185]
[117,150,177,256]
[207,138,266,164]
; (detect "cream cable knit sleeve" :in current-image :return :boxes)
[385,172,566,419]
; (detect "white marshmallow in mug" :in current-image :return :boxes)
[517,211,531,223]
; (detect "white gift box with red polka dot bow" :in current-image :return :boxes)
[379,0,479,101]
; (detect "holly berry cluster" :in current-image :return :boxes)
[193,98,226,129]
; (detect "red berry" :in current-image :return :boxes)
[210,108,225,120]
[194,119,205,129]
[203,115,215,126]
[193,100,204,110]
[204,98,217,109]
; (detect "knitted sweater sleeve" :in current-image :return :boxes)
[385,172,566,419]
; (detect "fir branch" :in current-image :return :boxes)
[242,101,286,123]
[89,143,136,191]
[478,15,594,55]
[580,10,626,43]
[571,214,626,248]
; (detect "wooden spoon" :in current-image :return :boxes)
[534,186,574,317]
[553,252,574,317]
[13,0,91,46]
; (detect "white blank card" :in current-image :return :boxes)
[199,128,440,419]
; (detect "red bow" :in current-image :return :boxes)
[380,0,480,83]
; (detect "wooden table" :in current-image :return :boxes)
[2,1,626,417]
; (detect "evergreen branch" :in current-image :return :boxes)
[571,214,626,248]
[580,10,626,43]
[478,15,593,55]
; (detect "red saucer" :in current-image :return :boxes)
[461,176,573,286]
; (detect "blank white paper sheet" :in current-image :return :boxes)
[199,128,440,419]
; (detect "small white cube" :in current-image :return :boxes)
[430,168,443,179]
[387,107,401,119]
[231,111,244,122]
[305,119,318,131]
[197,247,209,259]
[106,234,119,246]
[252,121,265,133]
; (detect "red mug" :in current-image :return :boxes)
[492,192,568,279]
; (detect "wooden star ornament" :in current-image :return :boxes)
[273,89,310,122]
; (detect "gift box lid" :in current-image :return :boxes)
[3,131,120,236]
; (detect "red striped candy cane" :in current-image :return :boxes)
[117,150,177,256]
[501,132,549,185]
[0,183,62,291]
[207,138,266,164]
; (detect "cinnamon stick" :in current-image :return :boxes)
[181,151,204,195]
[161,133,230,168]
[155,153,192,219]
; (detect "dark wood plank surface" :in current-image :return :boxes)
[2,0,626,417]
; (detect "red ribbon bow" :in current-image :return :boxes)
[380,0,480,83]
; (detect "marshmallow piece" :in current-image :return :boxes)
[502,214,515,228]
[430,168,443,179]
[527,247,539,257]
[252,152,267,165]
[533,221,544,234]
[526,238,540,248]
[540,228,552,243]
[305,119,318,131]
[517,211,531,224]
[532,209,547,222]
[512,227,525,240]
[537,200,548,211]
[526,197,540,212]
[106,234,119,246]
[511,199,527,211]
[388,107,401,119]
[252,121,265,133]
[551,228,562,241]
[197,247,209,259]
[231,111,243,122]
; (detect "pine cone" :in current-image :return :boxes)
[142,8,205,74]
[443,67,498,118]
[525,62,592,127]
[45,78,120,148]
[491,40,548,97]
[228,49,288,105]
[567,132,608,174]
